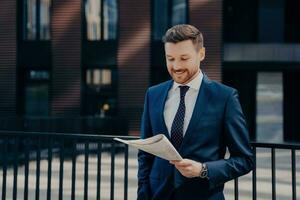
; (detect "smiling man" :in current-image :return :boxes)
[137,24,254,200]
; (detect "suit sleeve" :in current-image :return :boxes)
[205,89,254,189]
[137,89,155,200]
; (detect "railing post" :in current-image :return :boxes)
[59,138,64,200]
[35,137,41,200]
[1,137,8,200]
[291,149,296,200]
[124,145,129,200]
[110,141,116,200]
[12,137,19,200]
[96,142,102,200]
[24,138,30,200]
[234,178,239,200]
[84,140,89,200]
[47,137,53,200]
[271,148,276,200]
[252,147,257,200]
[71,139,77,200]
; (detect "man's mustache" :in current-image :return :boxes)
[172,69,186,73]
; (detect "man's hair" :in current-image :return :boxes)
[162,24,203,51]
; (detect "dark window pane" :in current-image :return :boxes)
[84,67,117,116]
[24,70,49,116]
[171,0,187,26]
[24,0,51,40]
[258,0,285,42]
[223,0,258,42]
[86,69,112,87]
[85,0,118,40]
[85,0,101,40]
[285,0,300,42]
[28,70,50,80]
[24,0,37,40]
[153,0,169,40]
[151,66,169,85]
[40,0,51,40]
[25,84,49,116]
[103,0,118,40]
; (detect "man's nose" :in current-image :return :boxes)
[173,61,182,70]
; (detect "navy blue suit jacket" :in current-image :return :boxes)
[137,75,254,200]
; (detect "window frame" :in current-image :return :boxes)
[151,0,189,41]
[22,68,51,117]
[23,0,52,41]
[82,0,119,41]
[83,66,118,116]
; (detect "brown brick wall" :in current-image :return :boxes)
[118,0,151,134]
[51,0,82,116]
[0,0,16,116]
[189,0,222,82]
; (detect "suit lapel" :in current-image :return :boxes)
[180,74,212,151]
[158,80,173,140]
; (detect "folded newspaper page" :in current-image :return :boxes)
[114,134,182,161]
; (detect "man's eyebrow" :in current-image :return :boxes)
[166,54,190,57]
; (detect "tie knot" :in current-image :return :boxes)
[179,85,189,98]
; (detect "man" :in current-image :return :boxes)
[137,24,253,200]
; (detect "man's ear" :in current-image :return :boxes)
[199,47,205,61]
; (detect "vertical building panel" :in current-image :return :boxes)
[118,0,151,134]
[189,0,222,81]
[51,0,81,116]
[0,0,16,116]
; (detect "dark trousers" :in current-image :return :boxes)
[170,178,209,200]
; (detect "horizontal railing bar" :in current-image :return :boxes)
[0,130,138,141]
[1,131,300,150]
[251,141,300,150]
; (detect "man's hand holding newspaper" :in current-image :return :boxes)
[114,134,182,161]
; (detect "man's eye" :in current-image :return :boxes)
[182,58,189,61]
[168,58,174,61]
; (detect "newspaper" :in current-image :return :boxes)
[114,134,182,161]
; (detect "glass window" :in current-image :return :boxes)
[153,0,169,40]
[86,69,112,87]
[256,72,283,142]
[24,0,37,40]
[23,0,51,40]
[171,0,187,26]
[285,0,300,42]
[85,0,118,41]
[85,0,102,40]
[24,70,50,116]
[223,0,258,42]
[153,0,187,41]
[40,0,51,40]
[84,67,117,116]
[103,0,118,40]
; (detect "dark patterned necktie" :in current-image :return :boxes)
[171,85,190,150]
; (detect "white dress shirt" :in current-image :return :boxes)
[163,71,203,137]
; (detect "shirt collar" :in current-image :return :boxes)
[172,71,203,91]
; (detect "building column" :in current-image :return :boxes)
[51,0,82,116]
[189,0,222,82]
[0,0,17,116]
[118,0,151,135]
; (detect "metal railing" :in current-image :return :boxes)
[232,141,300,200]
[0,131,138,200]
[1,131,300,200]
